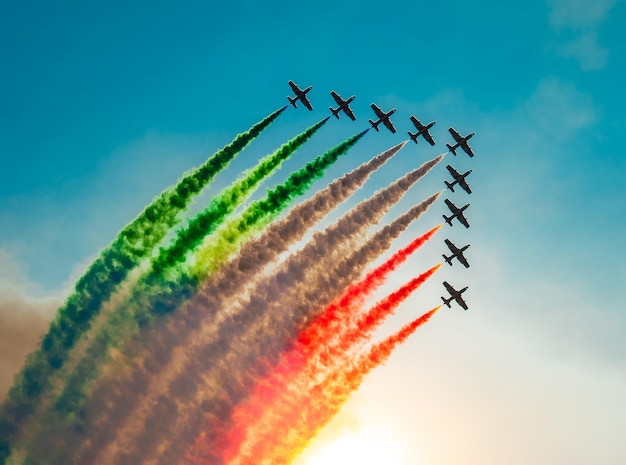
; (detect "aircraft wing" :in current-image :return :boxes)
[410,116,425,131]
[443,281,455,294]
[461,142,475,157]
[457,211,470,228]
[301,95,313,111]
[422,131,435,146]
[444,198,457,212]
[444,239,458,253]
[371,103,385,118]
[446,165,461,178]
[448,127,463,143]
[330,91,344,105]
[383,118,396,133]
[289,80,300,93]
[457,253,470,268]
[455,294,469,310]
[343,106,356,120]
[458,177,472,194]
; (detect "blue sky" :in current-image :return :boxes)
[1,1,625,463]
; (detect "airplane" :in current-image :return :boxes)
[443,239,470,268]
[444,164,472,194]
[369,103,397,133]
[329,91,356,120]
[446,127,475,157]
[287,80,313,111]
[443,199,470,228]
[441,281,469,310]
[407,116,436,145]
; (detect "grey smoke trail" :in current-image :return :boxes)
[74,143,407,465]
[134,156,443,465]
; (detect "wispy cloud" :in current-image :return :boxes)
[548,0,620,70]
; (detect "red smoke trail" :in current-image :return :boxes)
[125,164,443,465]
[187,260,440,465]
[339,264,442,356]
[299,224,442,351]
[223,307,442,465]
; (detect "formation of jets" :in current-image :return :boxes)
[286,80,476,311]
[440,126,474,310]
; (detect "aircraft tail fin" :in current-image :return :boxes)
[369,119,380,131]
[444,181,454,192]
[288,96,298,108]
[446,143,457,155]
[443,214,453,226]
[441,296,452,308]
[443,254,453,266]
[408,131,418,143]
[330,107,340,119]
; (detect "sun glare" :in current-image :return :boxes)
[296,428,408,465]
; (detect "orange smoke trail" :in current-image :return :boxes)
[228,307,442,465]
[187,260,440,465]
[184,227,441,464]
[334,263,442,358]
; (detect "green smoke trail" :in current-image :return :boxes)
[62,130,369,465]
[192,129,369,278]
[0,107,285,463]
[18,118,328,465]
[150,116,329,278]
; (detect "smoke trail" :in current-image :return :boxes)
[76,142,404,465]
[136,181,442,465]
[301,224,442,345]
[151,117,329,276]
[228,307,442,465]
[190,129,368,278]
[187,256,441,464]
[16,118,327,465]
[62,130,368,465]
[0,107,285,462]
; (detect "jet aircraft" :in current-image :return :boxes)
[443,199,470,228]
[443,239,470,268]
[446,127,475,157]
[444,164,472,194]
[287,80,313,111]
[441,281,469,310]
[408,116,436,145]
[369,103,397,133]
[329,91,356,120]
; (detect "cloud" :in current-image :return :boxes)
[556,30,610,71]
[547,0,620,70]
[549,0,618,29]
[522,77,596,138]
[0,250,59,402]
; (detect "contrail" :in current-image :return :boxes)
[0,107,285,463]
[133,178,442,465]
[190,129,369,279]
[17,117,328,465]
[226,307,442,465]
[304,225,442,341]
[76,141,405,465]
[185,253,442,465]
[67,131,376,460]
[150,117,329,276]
